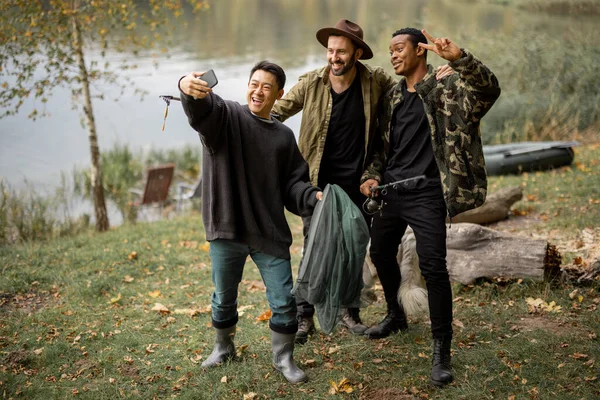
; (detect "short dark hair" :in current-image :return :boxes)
[249,61,286,91]
[392,28,427,57]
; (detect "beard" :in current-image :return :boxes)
[329,53,358,77]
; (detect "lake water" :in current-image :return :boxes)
[1,0,598,193]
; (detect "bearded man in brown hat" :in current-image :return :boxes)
[272,19,452,344]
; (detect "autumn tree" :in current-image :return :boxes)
[0,0,206,231]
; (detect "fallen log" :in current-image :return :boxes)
[448,185,523,225]
[446,223,557,285]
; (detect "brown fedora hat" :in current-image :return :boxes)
[316,19,373,60]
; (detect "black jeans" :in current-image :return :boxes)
[369,184,453,339]
[295,187,371,318]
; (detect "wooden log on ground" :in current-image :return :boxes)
[446,222,554,285]
[448,186,523,225]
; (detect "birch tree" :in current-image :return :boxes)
[0,0,206,231]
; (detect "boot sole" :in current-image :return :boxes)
[365,327,408,339]
[430,377,453,387]
[274,367,309,384]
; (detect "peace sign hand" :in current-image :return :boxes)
[418,30,462,63]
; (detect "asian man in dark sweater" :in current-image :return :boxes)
[179,61,322,384]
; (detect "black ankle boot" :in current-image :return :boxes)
[430,336,453,387]
[364,304,408,339]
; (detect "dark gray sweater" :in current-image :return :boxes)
[181,92,319,259]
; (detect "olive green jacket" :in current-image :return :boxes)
[272,62,397,186]
[361,50,501,217]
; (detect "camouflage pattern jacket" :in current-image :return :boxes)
[361,50,501,217]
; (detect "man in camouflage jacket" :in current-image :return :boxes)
[360,28,500,387]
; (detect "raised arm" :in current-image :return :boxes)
[271,74,308,122]
[419,30,501,121]
[179,71,228,152]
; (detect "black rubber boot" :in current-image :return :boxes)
[364,302,408,339]
[430,335,453,387]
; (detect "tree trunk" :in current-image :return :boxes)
[449,186,523,225]
[446,223,550,285]
[72,14,109,231]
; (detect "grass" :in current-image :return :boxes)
[1,144,599,399]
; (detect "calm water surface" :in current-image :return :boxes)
[1,0,597,192]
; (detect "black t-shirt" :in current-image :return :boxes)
[318,75,366,196]
[384,84,440,189]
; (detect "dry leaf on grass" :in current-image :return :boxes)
[256,310,272,321]
[151,303,170,314]
[110,293,122,304]
[526,297,562,313]
[329,378,353,394]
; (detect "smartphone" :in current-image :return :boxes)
[200,69,218,88]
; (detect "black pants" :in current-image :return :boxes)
[295,187,371,318]
[369,184,453,339]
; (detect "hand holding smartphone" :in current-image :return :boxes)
[200,69,218,88]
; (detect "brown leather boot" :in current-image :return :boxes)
[339,308,368,335]
[294,315,314,345]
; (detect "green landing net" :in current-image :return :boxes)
[292,184,370,334]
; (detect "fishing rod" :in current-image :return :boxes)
[159,95,181,131]
[363,175,426,215]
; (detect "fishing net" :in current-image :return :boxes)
[292,184,370,334]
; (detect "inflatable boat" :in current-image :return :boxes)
[483,141,579,176]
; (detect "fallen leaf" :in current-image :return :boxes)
[256,310,272,321]
[148,290,161,298]
[329,378,353,394]
[128,251,138,260]
[238,304,254,316]
[146,344,159,354]
[33,348,44,355]
[173,308,200,316]
[151,303,170,314]
[453,319,465,329]
[122,275,135,283]
[220,375,227,383]
[526,297,562,313]
[110,293,122,304]
[243,393,257,400]
[570,353,588,360]
[199,243,210,252]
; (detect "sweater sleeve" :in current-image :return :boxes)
[283,140,320,217]
[180,91,228,152]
